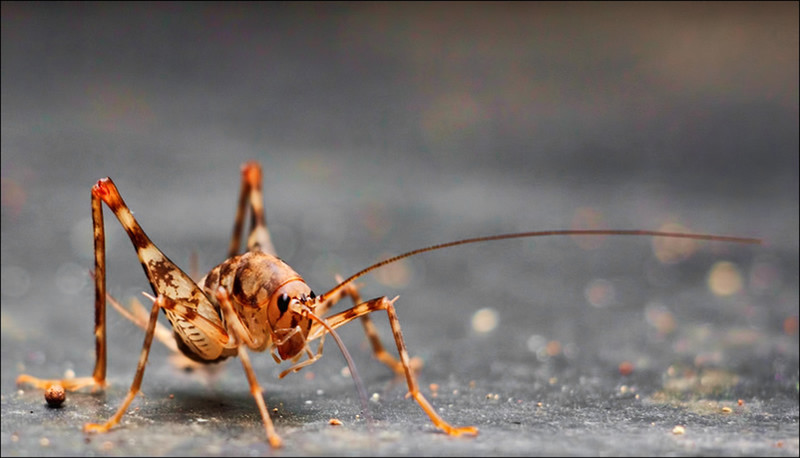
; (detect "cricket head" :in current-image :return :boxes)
[217,251,317,360]
[266,280,317,360]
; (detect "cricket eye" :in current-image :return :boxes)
[277,293,291,314]
[309,290,316,299]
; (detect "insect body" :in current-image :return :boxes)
[17,162,761,447]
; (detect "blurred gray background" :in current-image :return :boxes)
[2,2,797,456]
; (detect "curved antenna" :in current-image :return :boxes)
[303,307,374,432]
[320,230,761,301]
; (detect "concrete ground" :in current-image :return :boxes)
[2,3,797,456]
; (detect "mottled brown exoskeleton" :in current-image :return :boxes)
[17,161,761,447]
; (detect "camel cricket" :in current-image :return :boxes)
[17,161,761,447]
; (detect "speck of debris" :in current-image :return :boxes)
[721,406,732,413]
[672,425,686,435]
[329,418,343,426]
[39,437,50,447]
[45,384,66,407]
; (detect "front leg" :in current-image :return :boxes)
[316,275,422,376]
[309,296,478,437]
[215,287,283,448]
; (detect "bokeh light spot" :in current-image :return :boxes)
[373,255,413,288]
[1,178,26,218]
[585,278,616,308]
[570,207,608,250]
[652,222,698,264]
[55,262,88,295]
[707,261,743,296]
[644,301,677,336]
[748,260,782,294]
[783,316,798,336]
[471,307,499,334]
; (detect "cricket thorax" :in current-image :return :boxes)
[201,251,316,358]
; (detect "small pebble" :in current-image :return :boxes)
[45,384,66,407]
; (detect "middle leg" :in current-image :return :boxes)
[228,161,276,257]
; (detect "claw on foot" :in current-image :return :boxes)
[83,422,109,434]
[445,425,479,437]
[17,374,103,392]
[268,435,283,448]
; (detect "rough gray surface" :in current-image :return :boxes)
[2,3,798,456]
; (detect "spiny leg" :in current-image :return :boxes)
[309,297,478,437]
[91,177,228,361]
[107,292,179,353]
[85,292,230,434]
[106,292,218,374]
[215,287,282,448]
[17,186,112,392]
[319,275,422,376]
[19,177,227,392]
[228,161,276,257]
[84,294,162,433]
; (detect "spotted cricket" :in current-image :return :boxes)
[17,161,761,447]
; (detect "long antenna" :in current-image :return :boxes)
[320,230,761,301]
